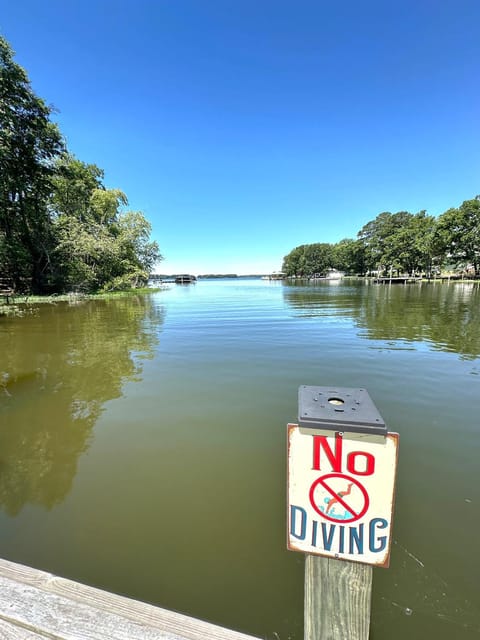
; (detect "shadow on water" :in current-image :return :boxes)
[0,295,164,515]
[283,281,480,360]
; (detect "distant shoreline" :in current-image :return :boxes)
[151,273,265,280]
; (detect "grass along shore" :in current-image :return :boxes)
[0,287,165,316]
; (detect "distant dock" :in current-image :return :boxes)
[148,274,197,284]
[0,557,259,640]
[373,276,422,284]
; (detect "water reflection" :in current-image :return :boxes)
[282,280,367,318]
[283,282,480,359]
[0,280,478,640]
[0,296,163,514]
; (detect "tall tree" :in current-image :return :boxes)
[303,242,334,275]
[49,153,103,222]
[407,211,439,276]
[113,210,160,289]
[0,36,64,292]
[282,243,335,277]
[282,244,307,276]
[357,211,412,274]
[333,238,366,274]
[436,198,480,275]
[50,155,161,290]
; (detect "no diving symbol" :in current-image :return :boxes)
[309,473,370,523]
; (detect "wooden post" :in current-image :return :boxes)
[289,387,399,640]
[304,555,372,640]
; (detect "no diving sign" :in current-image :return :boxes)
[287,425,399,567]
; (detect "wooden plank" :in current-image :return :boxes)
[0,558,259,640]
[0,619,48,639]
[304,555,372,640]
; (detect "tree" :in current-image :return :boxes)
[112,211,160,289]
[282,245,307,276]
[406,211,439,276]
[0,37,161,293]
[436,198,480,275]
[358,211,412,275]
[282,243,335,277]
[0,36,64,292]
[332,238,366,274]
[49,153,103,222]
[303,243,334,275]
[50,155,161,290]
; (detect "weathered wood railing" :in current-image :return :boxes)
[0,557,260,640]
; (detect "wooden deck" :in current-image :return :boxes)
[0,557,260,640]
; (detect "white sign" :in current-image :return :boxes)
[287,424,399,567]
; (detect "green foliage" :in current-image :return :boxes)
[284,201,477,278]
[0,36,64,292]
[0,35,161,293]
[333,238,366,274]
[52,161,161,291]
[436,198,480,275]
[90,188,128,225]
[283,240,363,277]
[282,243,335,276]
[49,153,104,221]
[282,244,307,276]
[357,210,439,276]
[358,211,411,273]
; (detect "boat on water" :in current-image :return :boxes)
[261,272,286,281]
[175,274,197,284]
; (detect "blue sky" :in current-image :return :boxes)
[1,1,479,274]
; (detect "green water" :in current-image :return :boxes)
[0,279,479,639]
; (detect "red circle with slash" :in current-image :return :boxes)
[309,473,370,523]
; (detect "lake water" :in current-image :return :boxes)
[0,278,479,639]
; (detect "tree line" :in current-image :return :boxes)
[0,36,160,294]
[282,201,480,278]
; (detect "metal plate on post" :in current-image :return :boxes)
[298,386,387,436]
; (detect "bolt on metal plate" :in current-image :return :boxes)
[298,385,387,435]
